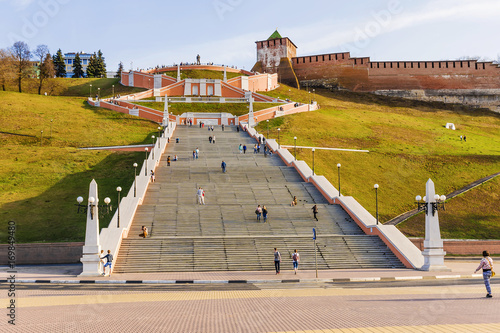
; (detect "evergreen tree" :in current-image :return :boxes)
[52,49,66,78]
[86,53,97,78]
[72,53,84,78]
[96,49,106,78]
[115,61,124,78]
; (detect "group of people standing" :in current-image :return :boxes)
[255,205,268,222]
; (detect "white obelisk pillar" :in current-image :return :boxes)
[79,179,102,276]
[420,179,449,271]
[177,65,181,82]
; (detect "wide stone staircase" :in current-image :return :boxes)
[114,126,404,273]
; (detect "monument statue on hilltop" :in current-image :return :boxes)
[196,54,201,65]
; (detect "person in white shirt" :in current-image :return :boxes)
[474,250,494,298]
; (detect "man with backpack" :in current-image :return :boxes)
[274,248,281,274]
[292,249,300,274]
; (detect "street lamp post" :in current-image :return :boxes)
[277,128,280,147]
[158,126,162,139]
[145,147,149,176]
[89,84,92,98]
[313,89,315,102]
[112,85,115,99]
[97,87,100,100]
[294,136,297,160]
[133,163,138,197]
[337,163,341,196]
[309,91,311,104]
[40,130,43,146]
[266,120,269,138]
[374,184,379,225]
[151,135,155,159]
[116,186,122,228]
[312,148,315,175]
[50,119,53,138]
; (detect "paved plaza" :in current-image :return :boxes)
[1,267,499,332]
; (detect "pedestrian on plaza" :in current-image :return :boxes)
[197,187,205,205]
[209,136,212,143]
[193,150,196,159]
[264,145,267,157]
[474,250,494,298]
[237,126,240,133]
[262,205,268,222]
[312,204,318,221]
[150,170,155,182]
[257,144,261,153]
[167,156,171,166]
[258,136,262,144]
[291,196,298,206]
[222,124,225,131]
[100,250,113,276]
[243,144,247,154]
[239,144,243,154]
[212,135,216,144]
[274,248,281,274]
[253,144,257,154]
[196,147,199,159]
[464,135,467,142]
[211,126,214,132]
[255,205,262,221]
[221,160,226,173]
[173,155,178,161]
[292,249,300,274]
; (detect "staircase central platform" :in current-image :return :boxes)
[115,126,404,272]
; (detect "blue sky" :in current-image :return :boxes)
[1,0,499,72]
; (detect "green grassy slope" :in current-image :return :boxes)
[258,85,500,239]
[0,91,158,243]
[3,77,146,97]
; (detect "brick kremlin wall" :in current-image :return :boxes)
[288,52,500,92]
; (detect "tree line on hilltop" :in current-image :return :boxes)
[0,41,123,94]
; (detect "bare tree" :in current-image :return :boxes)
[34,45,54,95]
[0,48,16,91]
[10,41,32,93]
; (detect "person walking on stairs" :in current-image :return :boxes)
[256,205,262,221]
[197,187,205,205]
[274,248,281,274]
[474,250,494,298]
[292,249,300,274]
[312,204,319,221]
[221,160,226,173]
[262,205,268,222]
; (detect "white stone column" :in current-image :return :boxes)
[177,65,181,82]
[246,92,255,127]
[79,179,102,277]
[163,94,169,131]
[420,178,449,271]
[223,66,227,82]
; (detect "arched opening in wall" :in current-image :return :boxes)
[192,85,199,96]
